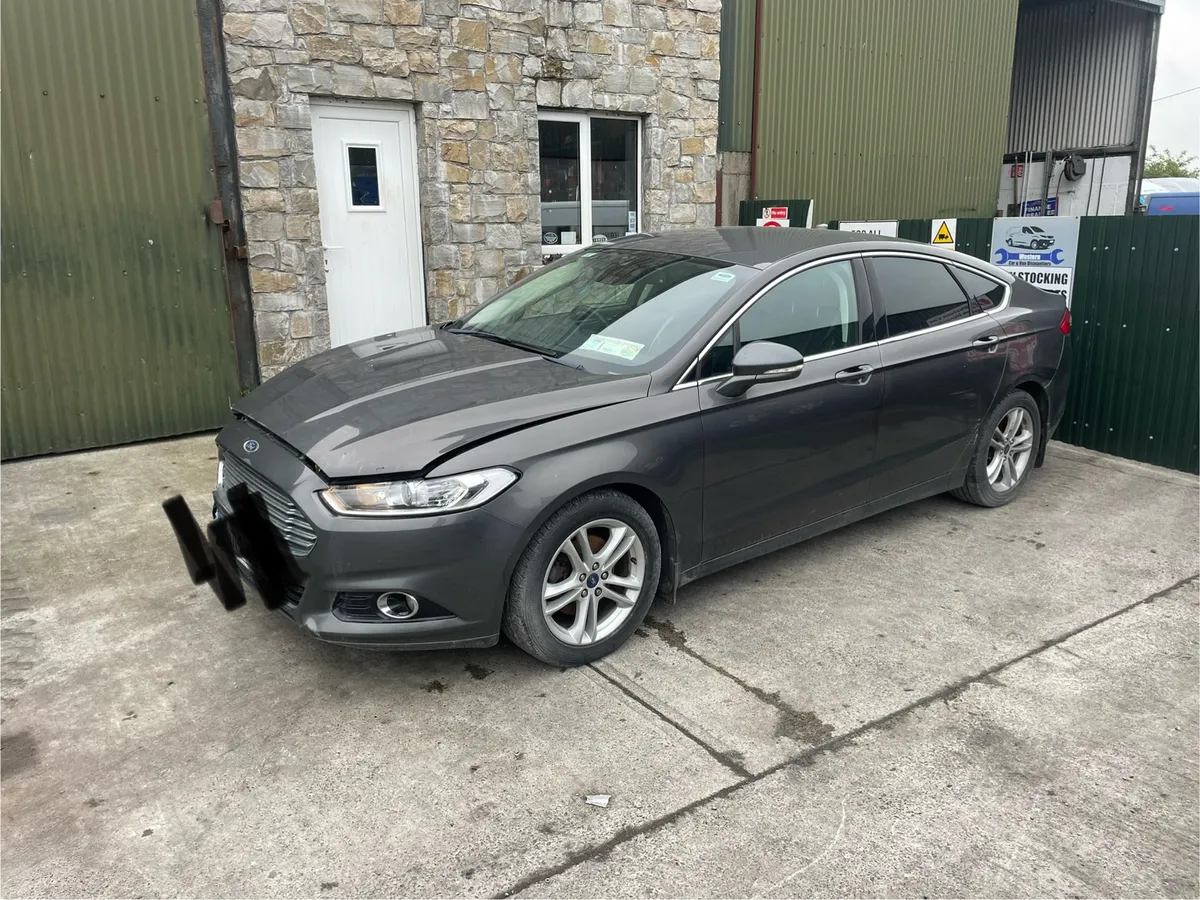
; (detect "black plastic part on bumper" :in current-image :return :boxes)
[211,419,520,650]
[289,616,501,652]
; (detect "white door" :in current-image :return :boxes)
[310,100,425,347]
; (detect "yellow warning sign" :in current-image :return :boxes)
[932,220,956,245]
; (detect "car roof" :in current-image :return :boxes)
[611,227,908,267]
[608,226,1011,280]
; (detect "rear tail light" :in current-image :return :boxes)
[1059,308,1071,335]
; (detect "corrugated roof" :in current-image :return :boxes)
[1006,0,1158,153]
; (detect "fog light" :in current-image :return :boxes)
[376,591,420,620]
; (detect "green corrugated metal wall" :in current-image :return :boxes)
[717,0,756,152]
[1,0,240,459]
[754,0,1019,223]
[1056,216,1198,474]
[873,216,1199,474]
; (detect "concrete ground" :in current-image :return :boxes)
[1,435,1197,899]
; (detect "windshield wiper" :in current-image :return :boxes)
[448,328,563,358]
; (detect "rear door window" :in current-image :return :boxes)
[950,267,1006,314]
[869,257,973,338]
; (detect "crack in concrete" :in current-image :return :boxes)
[587,664,751,779]
[643,615,834,745]
[493,572,1199,899]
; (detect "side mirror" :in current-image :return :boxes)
[717,341,804,397]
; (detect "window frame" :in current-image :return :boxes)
[675,254,873,388]
[949,266,1007,316]
[734,257,869,353]
[862,252,1010,345]
[537,110,643,259]
[342,141,386,212]
[674,252,1011,390]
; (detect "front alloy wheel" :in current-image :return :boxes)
[503,490,661,666]
[542,520,645,646]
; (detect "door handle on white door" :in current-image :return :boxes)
[322,246,344,273]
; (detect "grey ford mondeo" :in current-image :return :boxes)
[205,228,1071,666]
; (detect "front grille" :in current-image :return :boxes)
[221,452,317,557]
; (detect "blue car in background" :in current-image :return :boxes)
[1140,177,1200,216]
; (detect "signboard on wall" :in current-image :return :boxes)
[738,200,814,228]
[1020,197,1058,216]
[990,216,1080,307]
[756,206,790,227]
[839,220,899,237]
[931,218,957,250]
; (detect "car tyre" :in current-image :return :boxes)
[502,490,661,667]
[952,389,1041,508]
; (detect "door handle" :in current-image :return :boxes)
[834,364,874,384]
[972,335,1002,348]
[322,246,344,273]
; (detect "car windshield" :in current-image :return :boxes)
[455,248,750,372]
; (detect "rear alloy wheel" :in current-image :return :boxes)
[952,390,1041,508]
[503,491,660,666]
[986,407,1035,492]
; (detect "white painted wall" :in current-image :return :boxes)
[995,155,1132,217]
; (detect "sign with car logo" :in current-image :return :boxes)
[989,215,1080,308]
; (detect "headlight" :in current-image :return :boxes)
[319,468,518,517]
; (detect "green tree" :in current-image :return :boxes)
[1143,146,1200,179]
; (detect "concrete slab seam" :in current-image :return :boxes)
[640,615,834,746]
[493,571,1200,898]
[587,663,753,779]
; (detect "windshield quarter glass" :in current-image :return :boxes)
[458,248,753,373]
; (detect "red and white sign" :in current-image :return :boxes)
[756,206,789,227]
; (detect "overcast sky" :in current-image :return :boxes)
[1147,0,1200,160]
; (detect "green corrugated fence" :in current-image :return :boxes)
[1055,217,1198,474]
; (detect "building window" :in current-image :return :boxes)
[345,144,383,209]
[538,112,641,258]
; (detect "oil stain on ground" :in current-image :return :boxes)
[644,615,835,746]
[464,663,492,680]
[0,730,38,780]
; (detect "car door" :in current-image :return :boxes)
[865,254,1009,502]
[696,257,883,562]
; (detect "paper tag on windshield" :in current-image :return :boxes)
[710,271,735,283]
[580,334,644,360]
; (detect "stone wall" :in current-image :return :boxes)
[221,0,720,378]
